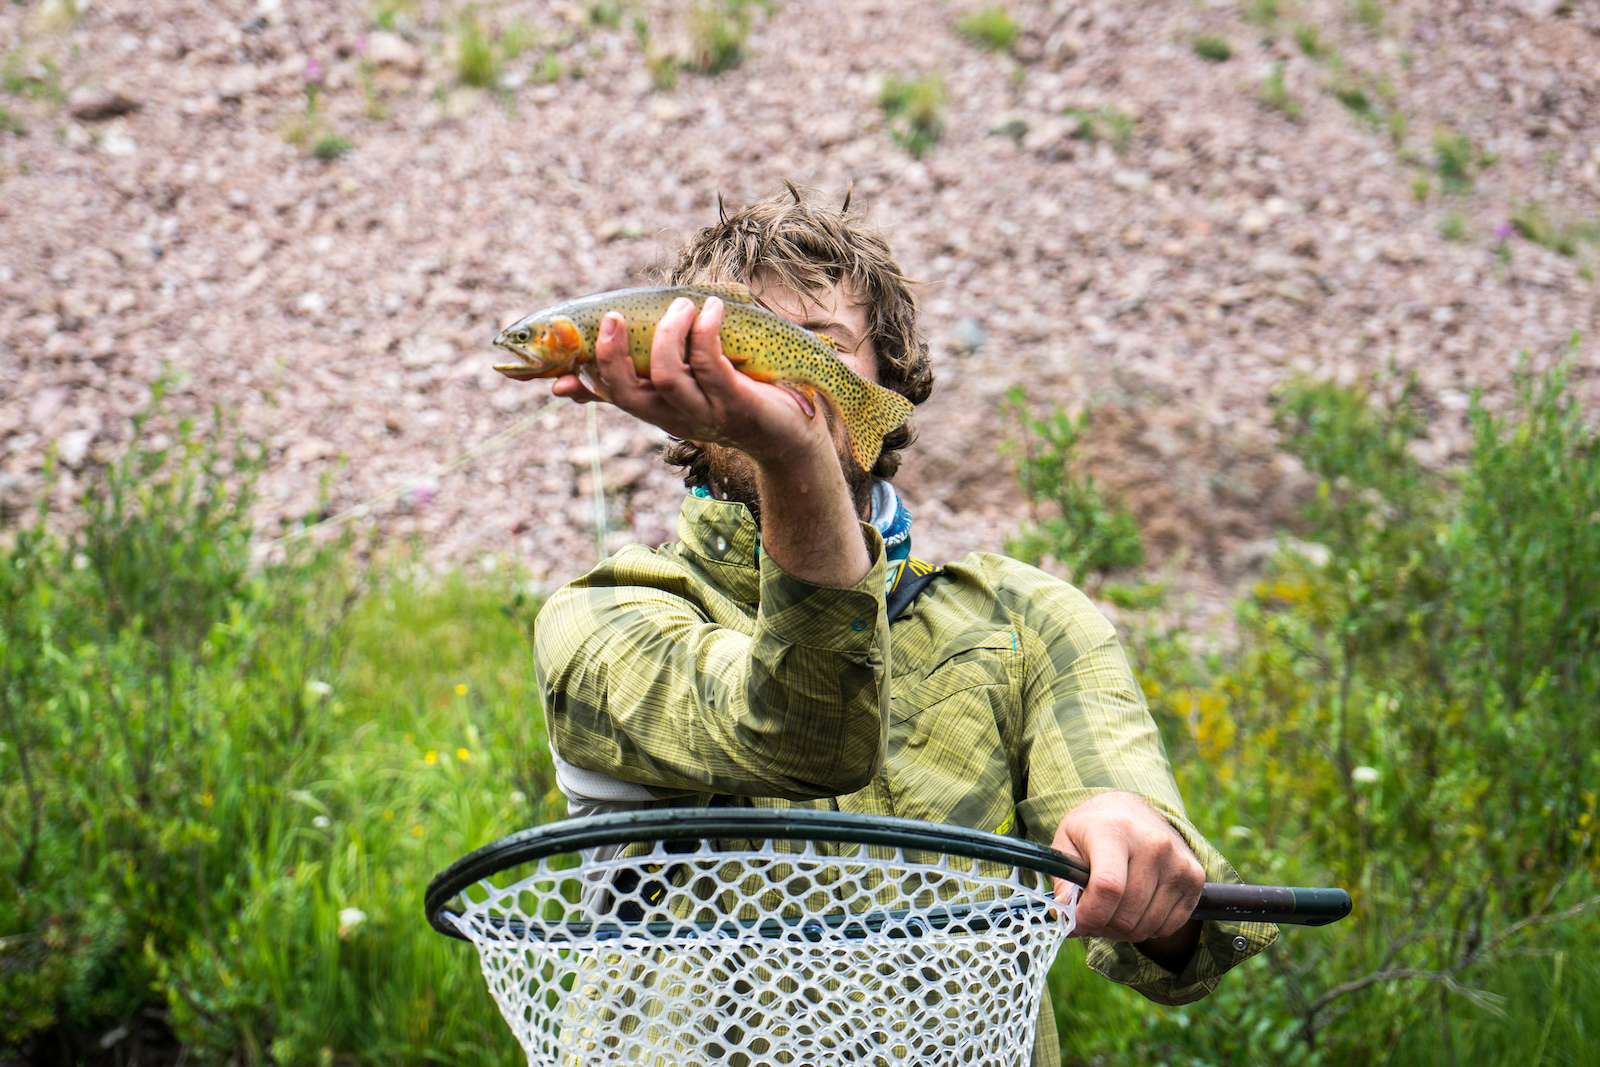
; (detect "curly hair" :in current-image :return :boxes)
[660,182,934,484]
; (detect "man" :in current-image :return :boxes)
[533,185,1276,1064]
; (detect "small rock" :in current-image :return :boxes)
[1112,170,1151,191]
[297,291,327,314]
[1239,208,1270,236]
[953,318,987,353]
[366,31,423,75]
[285,437,335,464]
[29,387,68,428]
[69,89,141,122]
[56,429,93,469]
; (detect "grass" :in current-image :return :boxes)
[1510,203,1600,257]
[1439,211,1467,241]
[371,0,415,32]
[955,6,1020,52]
[501,17,539,61]
[0,105,23,136]
[687,0,761,75]
[1294,23,1327,58]
[1194,34,1232,62]
[455,10,500,89]
[1433,126,1476,194]
[879,72,946,159]
[1354,0,1384,32]
[0,401,550,1063]
[1411,174,1431,203]
[1260,63,1301,119]
[1333,82,1372,118]
[1064,106,1135,152]
[1245,0,1282,28]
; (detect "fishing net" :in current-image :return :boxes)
[444,835,1075,1067]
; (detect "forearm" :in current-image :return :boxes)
[753,444,872,589]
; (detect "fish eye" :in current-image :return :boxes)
[515,329,531,344]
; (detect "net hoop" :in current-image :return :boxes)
[426,809,1081,1067]
[425,808,1088,942]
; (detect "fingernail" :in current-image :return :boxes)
[600,315,617,341]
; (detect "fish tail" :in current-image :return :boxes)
[830,378,916,472]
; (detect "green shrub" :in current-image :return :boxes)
[1259,63,1301,118]
[312,134,353,160]
[1045,363,1600,1062]
[0,391,551,1062]
[1510,202,1600,257]
[1002,388,1144,585]
[688,0,762,75]
[1293,23,1326,58]
[955,6,1019,52]
[1333,82,1371,118]
[1433,126,1476,193]
[1245,0,1281,28]
[1064,106,1135,152]
[455,9,499,88]
[501,16,538,60]
[879,72,945,159]
[1439,211,1467,241]
[1354,0,1384,32]
[1193,34,1232,62]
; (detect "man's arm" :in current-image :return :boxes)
[1008,571,1278,1004]
[536,297,889,799]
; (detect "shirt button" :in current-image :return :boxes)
[850,619,867,630]
[1231,935,1249,953]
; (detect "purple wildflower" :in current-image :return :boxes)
[1493,221,1513,242]
[305,57,324,81]
[356,35,368,55]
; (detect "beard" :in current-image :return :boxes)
[702,440,875,529]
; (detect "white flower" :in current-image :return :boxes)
[509,791,527,805]
[338,907,366,928]
[1352,766,1381,784]
[312,815,330,828]
[306,680,332,696]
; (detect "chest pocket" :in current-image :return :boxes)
[884,630,1020,833]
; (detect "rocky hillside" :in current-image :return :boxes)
[2,0,1596,596]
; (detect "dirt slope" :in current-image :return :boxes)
[2,0,1596,596]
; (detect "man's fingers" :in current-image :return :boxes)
[1072,835,1130,937]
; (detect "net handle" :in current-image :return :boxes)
[423,808,1351,941]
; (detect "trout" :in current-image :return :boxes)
[490,284,914,472]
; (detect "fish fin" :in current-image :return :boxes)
[813,331,844,353]
[834,379,916,472]
[677,282,756,305]
[494,362,545,381]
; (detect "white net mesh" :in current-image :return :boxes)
[450,837,1076,1067]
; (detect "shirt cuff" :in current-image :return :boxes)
[755,522,887,652]
[1083,810,1279,1005]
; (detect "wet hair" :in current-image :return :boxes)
[660,181,934,483]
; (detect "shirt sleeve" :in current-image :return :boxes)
[534,527,891,800]
[1009,573,1278,1004]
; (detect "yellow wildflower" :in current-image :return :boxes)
[424,750,438,765]
[456,747,471,762]
[455,683,468,696]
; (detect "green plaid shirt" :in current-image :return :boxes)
[536,494,1277,1063]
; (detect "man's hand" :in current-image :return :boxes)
[1051,791,1204,970]
[551,296,871,588]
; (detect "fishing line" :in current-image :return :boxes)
[266,396,571,550]
[585,401,609,561]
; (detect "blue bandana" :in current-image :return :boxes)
[691,479,913,563]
